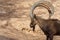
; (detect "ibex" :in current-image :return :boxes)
[29,0,60,40]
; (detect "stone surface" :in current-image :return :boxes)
[0,0,60,40]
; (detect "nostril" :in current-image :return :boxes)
[30,24,33,28]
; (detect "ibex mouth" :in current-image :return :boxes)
[30,24,34,28]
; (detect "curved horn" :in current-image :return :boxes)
[30,0,54,19]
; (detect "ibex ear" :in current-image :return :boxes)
[48,11,52,19]
[48,10,53,19]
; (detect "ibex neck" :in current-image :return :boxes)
[35,16,47,28]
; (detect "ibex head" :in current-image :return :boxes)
[30,0,54,31]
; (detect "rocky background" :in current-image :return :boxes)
[0,0,60,40]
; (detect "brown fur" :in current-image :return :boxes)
[30,15,60,40]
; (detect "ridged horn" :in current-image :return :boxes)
[30,0,54,19]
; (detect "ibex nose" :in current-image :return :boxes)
[30,24,33,28]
